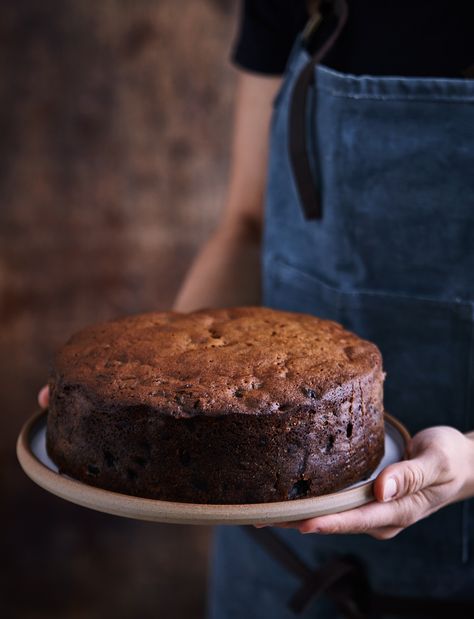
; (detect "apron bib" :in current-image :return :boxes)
[208,14,474,619]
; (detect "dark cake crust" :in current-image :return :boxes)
[47,307,385,503]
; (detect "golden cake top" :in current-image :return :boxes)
[52,306,382,417]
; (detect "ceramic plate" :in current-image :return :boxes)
[17,410,410,525]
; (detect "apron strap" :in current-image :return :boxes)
[288,0,348,220]
[244,526,371,617]
[244,526,474,617]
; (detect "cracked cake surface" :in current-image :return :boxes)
[46,306,385,503]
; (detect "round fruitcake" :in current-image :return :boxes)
[46,306,385,504]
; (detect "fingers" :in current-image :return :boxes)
[363,525,403,541]
[295,491,431,535]
[296,501,394,534]
[38,385,50,409]
[254,518,403,540]
[254,492,431,537]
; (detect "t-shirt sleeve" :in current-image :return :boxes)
[231,0,309,75]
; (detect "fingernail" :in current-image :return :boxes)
[383,478,398,501]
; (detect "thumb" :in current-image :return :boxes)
[373,440,440,503]
[38,385,50,409]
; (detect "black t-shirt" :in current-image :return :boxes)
[232,0,474,78]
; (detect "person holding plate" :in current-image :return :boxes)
[39,1,474,616]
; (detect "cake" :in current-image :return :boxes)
[46,306,385,504]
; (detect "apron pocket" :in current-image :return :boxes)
[265,256,473,435]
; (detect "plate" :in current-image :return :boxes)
[17,410,410,525]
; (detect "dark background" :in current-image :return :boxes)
[1,1,236,617]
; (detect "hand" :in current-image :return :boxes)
[266,426,474,540]
[38,385,49,409]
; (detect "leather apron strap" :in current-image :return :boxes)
[288,0,348,220]
[244,526,370,617]
[244,526,474,617]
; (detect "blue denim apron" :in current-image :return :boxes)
[207,31,474,619]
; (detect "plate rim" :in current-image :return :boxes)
[16,410,410,525]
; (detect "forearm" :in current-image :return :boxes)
[173,222,261,312]
[173,72,280,314]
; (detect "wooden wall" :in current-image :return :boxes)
[0,1,237,616]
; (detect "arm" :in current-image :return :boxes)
[173,71,281,312]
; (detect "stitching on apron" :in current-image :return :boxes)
[313,88,474,104]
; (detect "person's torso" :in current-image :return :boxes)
[261,32,474,599]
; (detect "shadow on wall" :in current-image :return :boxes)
[0,1,236,617]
